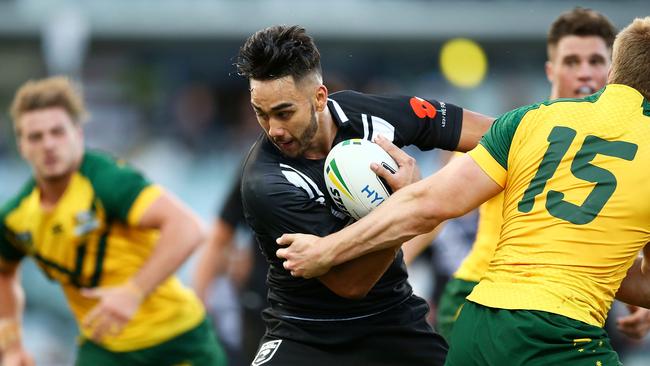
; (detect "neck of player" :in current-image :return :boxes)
[303,107,338,160]
[38,159,82,210]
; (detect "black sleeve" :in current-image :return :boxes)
[219,175,246,228]
[332,90,463,151]
[242,172,342,242]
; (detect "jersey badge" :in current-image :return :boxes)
[252,339,282,366]
[74,211,99,236]
[409,96,437,119]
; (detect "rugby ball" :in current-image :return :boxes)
[324,139,398,220]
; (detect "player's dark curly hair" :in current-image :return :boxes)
[548,7,616,51]
[236,25,322,81]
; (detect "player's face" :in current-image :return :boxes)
[17,107,84,182]
[546,35,611,99]
[249,76,319,158]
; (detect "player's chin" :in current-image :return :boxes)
[40,166,68,181]
[574,86,596,98]
[277,141,301,158]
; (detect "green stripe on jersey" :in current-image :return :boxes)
[480,88,605,170]
[79,150,151,222]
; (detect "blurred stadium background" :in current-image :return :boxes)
[0,0,648,364]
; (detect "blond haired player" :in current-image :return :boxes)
[0,77,225,365]
[435,6,640,342]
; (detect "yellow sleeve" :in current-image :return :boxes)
[468,144,507,188]
[126,185,164,226]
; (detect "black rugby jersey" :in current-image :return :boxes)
[242,90,462,321]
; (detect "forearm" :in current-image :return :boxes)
[0,269,25,351]
[0,263,23,321]
[322,178,443,268]
[192,244,221,301]
[192,223,233,299]
[318,246,400,299]
[133,218,205,296]
[320,155,493,268]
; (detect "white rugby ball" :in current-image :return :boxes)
[324,138,398,220]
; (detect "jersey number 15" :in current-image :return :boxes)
[518,126,637,225]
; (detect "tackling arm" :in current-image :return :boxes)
[277,155,503,278]
[313,136,423,298]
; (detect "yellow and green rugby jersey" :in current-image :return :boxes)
[0,151,204,351]
[454,192,503,283]
[466,84,650,327]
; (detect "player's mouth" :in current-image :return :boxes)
[275,140,295,150]
[576,85,596,96]
[44,155,58,166]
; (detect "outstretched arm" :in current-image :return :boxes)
[277,154,503,278]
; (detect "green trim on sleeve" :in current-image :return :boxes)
[0,180,36,261]
[0,221,25,261]
[79,150,151,223]
[479,104,540,170]
[481,88,606,170]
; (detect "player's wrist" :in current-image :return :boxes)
[320,235,342,270]
[124,280,145,303]
[0,318,22,353]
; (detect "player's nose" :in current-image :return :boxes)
[42,133,58,150]
[576,61,594,80]
[268,121,286,138]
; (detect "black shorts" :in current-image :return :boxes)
[251,296,448,366]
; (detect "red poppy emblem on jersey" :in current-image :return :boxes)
[409,97,437,119]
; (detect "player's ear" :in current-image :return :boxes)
[544,60,554,83]
[607,66,613,82]
[315,84,328,112]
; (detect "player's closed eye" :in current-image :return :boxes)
[276,111,293,120]
[255,111,269,120]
